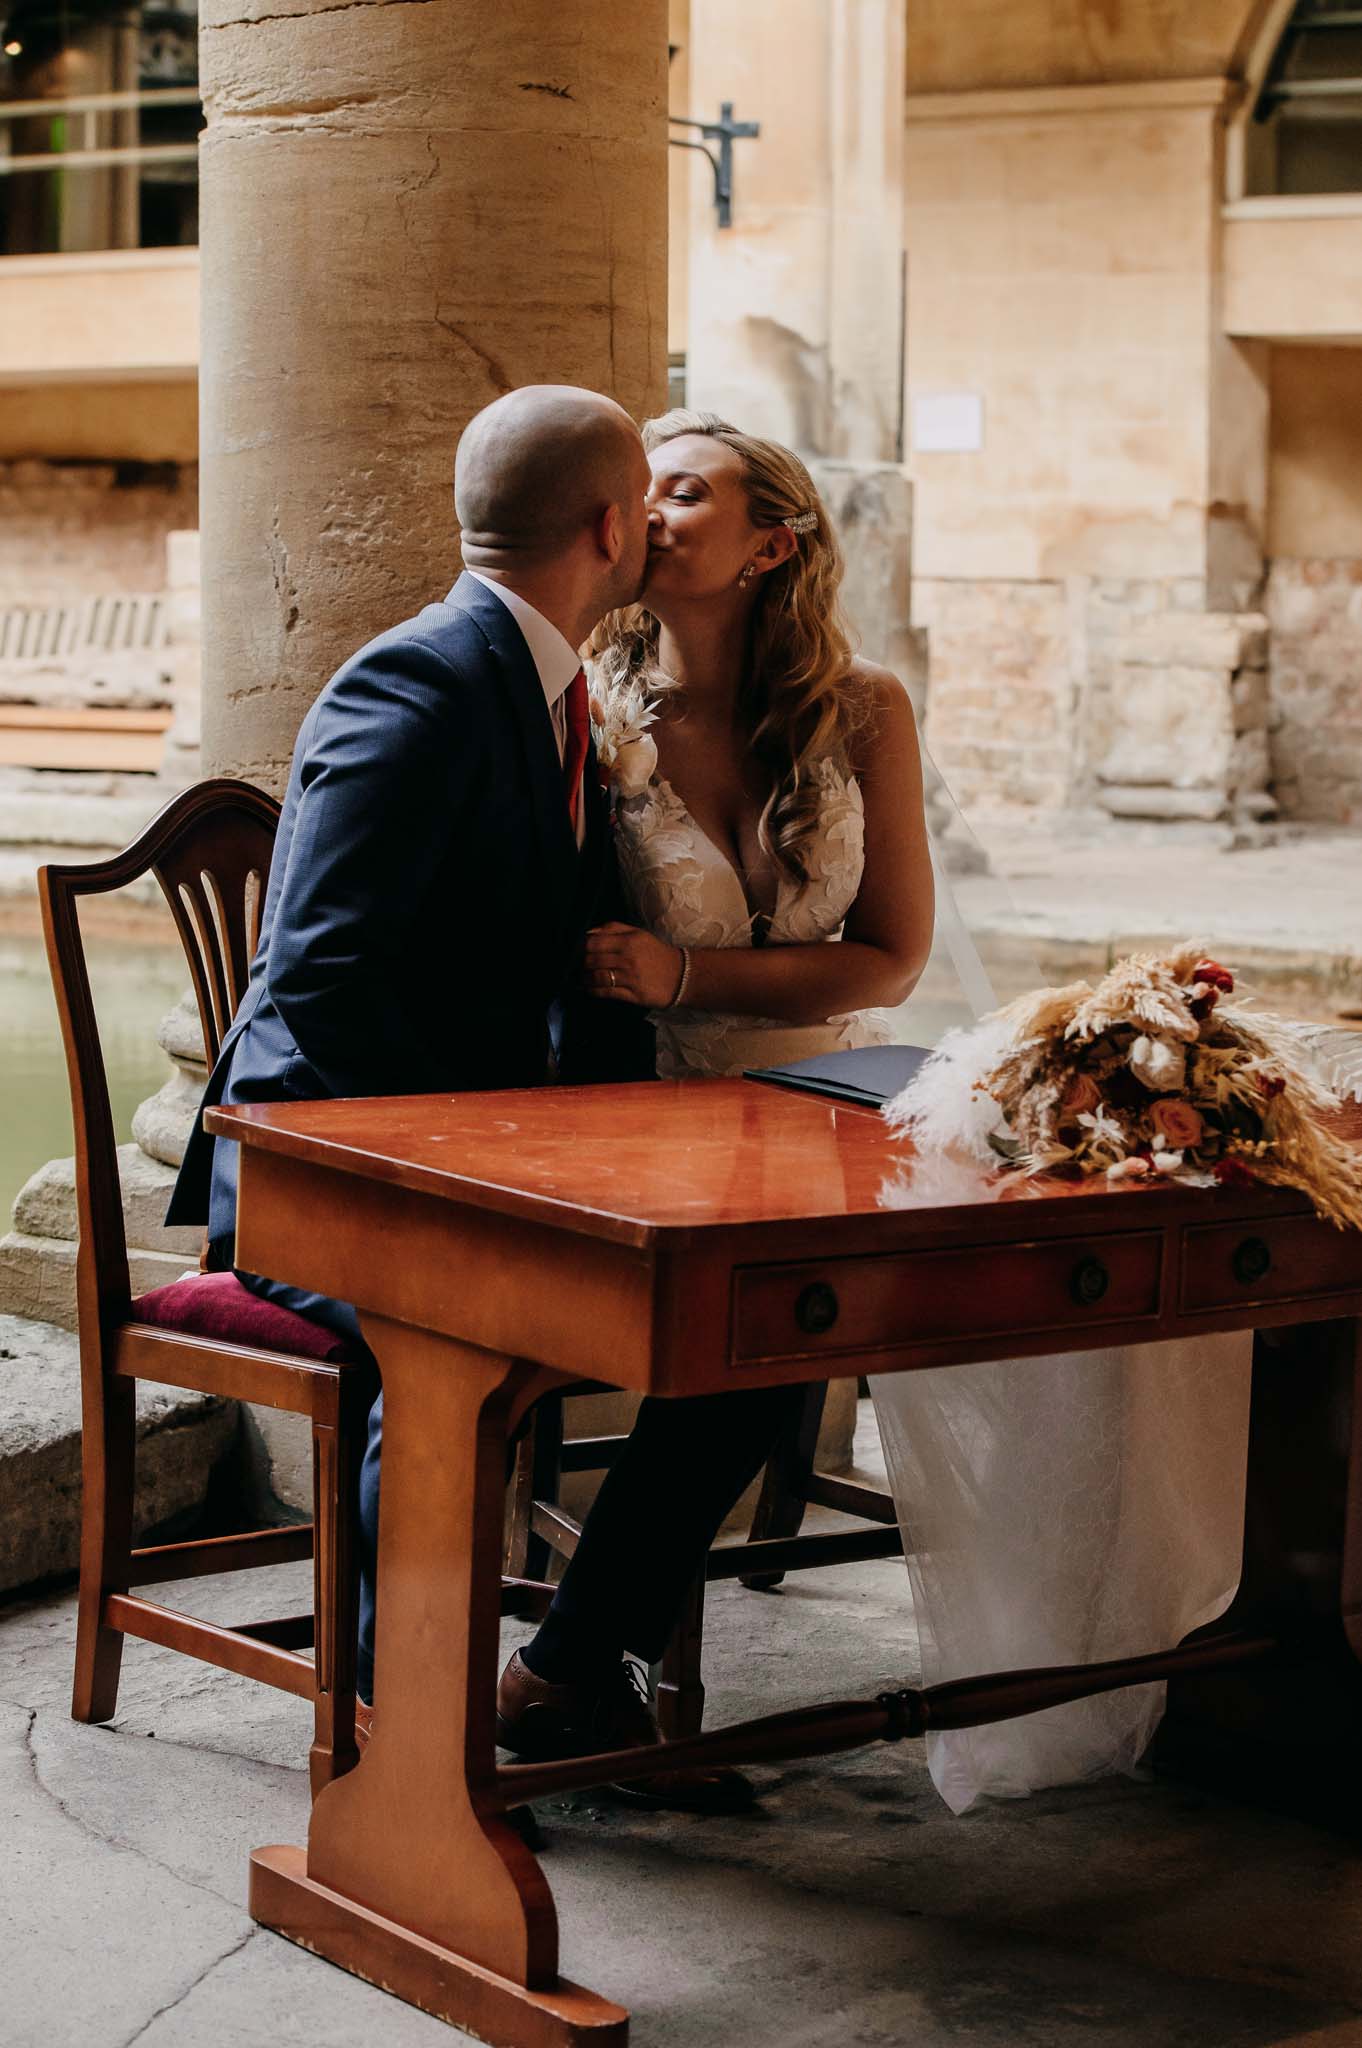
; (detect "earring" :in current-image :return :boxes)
[738,563,755,590]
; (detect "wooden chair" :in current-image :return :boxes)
[507,1380,905,1740]
[42,777,377,1796]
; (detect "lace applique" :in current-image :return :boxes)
[614,756,894,1079]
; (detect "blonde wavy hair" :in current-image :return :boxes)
[591,409,870,887]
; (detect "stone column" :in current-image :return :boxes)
[193,0,668,1507]
[198,0,670,790]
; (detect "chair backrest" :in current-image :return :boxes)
[39,777,281,1335]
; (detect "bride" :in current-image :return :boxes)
[585,408,1251,1814]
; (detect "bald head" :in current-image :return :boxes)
[455,385,645,568]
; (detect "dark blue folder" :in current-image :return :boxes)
[743,1043,930,1108]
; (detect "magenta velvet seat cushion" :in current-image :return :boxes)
[133,1271,354,1362]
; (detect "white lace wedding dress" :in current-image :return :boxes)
[616,754,1253,1814]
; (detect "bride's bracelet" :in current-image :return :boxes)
[668,946,693,1009]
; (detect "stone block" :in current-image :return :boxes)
[0,1311,237,1594]
[1231,670,1271,732]
[1106,612,1268,672]
[1098,662,1235,790]
[1097,784,1230,822]
[0,1232,190,1331]
[11,1147,202,1259]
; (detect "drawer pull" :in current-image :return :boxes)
[795,1282,840,1336]
[1070,1257,1110,1308]
[1232,1236,1272,1286]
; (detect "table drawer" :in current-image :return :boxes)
[732,1230,1163,1366]
[1180,1215,1362,1314]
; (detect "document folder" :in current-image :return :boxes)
[744,1042,930,1108]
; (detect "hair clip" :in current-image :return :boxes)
[784,509,818,534]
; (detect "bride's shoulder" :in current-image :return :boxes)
[844,658,921,780]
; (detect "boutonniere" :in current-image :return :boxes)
[590,681,658,799]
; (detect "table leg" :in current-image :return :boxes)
[1156,1317,1362,1829]
[249,1317,629,2046]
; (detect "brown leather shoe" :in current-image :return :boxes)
[495,1650,755,1814]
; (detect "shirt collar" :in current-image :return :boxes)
[465,571,581,709]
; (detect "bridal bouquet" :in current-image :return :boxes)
[884,942,1362,1231]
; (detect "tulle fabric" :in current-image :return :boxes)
[869,1334,1251,1812]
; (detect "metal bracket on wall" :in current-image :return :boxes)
[668,102,760,228]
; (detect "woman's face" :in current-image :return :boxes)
[643,434,765,604]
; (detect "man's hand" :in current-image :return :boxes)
[584,922,686,1008]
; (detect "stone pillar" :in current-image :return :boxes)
[198,0,669,791]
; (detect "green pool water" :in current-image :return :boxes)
[0,922,190,1230]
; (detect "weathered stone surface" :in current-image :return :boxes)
[0,1312,237,1593]
[12,1146,201,1260]
[1098,662,1235,790]
[131,1064,204,1168]
[1106,611,1268,672]
[157,990,208,1071]
[199,0,669,792]
[241,1406,312,1520]
[0,1232,190,1331]
[1266,559,1362,828]
[1097,783,1233,822]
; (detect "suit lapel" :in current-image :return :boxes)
[443,573,578,954]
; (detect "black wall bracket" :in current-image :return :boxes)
[668,102,760,228]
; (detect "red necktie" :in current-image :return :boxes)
[562,666,589,834]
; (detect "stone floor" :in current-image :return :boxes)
[6,1410,1362,2048]
[967,813,1362,1017]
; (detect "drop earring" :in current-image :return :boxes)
[738,563,755,590]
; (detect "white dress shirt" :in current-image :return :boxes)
[466,571,586,847]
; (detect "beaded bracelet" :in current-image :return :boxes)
[669,946,693,1009]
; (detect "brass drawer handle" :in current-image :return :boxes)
[1070,1257,1110,1308]
[795,1282,840,1336]
[1232,1236,1272,1286]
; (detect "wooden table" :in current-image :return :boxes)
[208,1078,1362,2047]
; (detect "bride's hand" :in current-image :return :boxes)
[584,922,685,1008]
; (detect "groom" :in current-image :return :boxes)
[170,385,798,1807]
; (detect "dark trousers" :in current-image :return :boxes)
[235,1264,800,1703]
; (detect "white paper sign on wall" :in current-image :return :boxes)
[911,392,984,453]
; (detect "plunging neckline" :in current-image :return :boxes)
[650,771,777,931]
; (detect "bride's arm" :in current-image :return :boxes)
[585,670,935,1024]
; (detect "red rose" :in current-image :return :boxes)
[1193,959,1234,995]
[1257,1075,1286,1100]
[1150,1098,1204,1149]
[1212,1157,1257,1189]
[1060,1073,1101,1121]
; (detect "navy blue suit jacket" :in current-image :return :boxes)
[168,572,652,1254]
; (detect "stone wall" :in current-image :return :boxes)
[915,577,1075,811]
[0,459,197,602]
[1265,561,1362,827]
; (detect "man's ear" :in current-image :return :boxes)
[598,502,625,565]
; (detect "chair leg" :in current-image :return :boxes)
[308,1375,367,1798]
[72,1372,136,1724]
[521,1392,565,1585]
[655,1573,706,1741]
[503,1400,540,1572]
[740,1383,829,1592]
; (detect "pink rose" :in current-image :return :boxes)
[1150,1098,1204,1149]
[1060,1073,1101,1121]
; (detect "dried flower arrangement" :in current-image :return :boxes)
[884,943,1362,1231]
